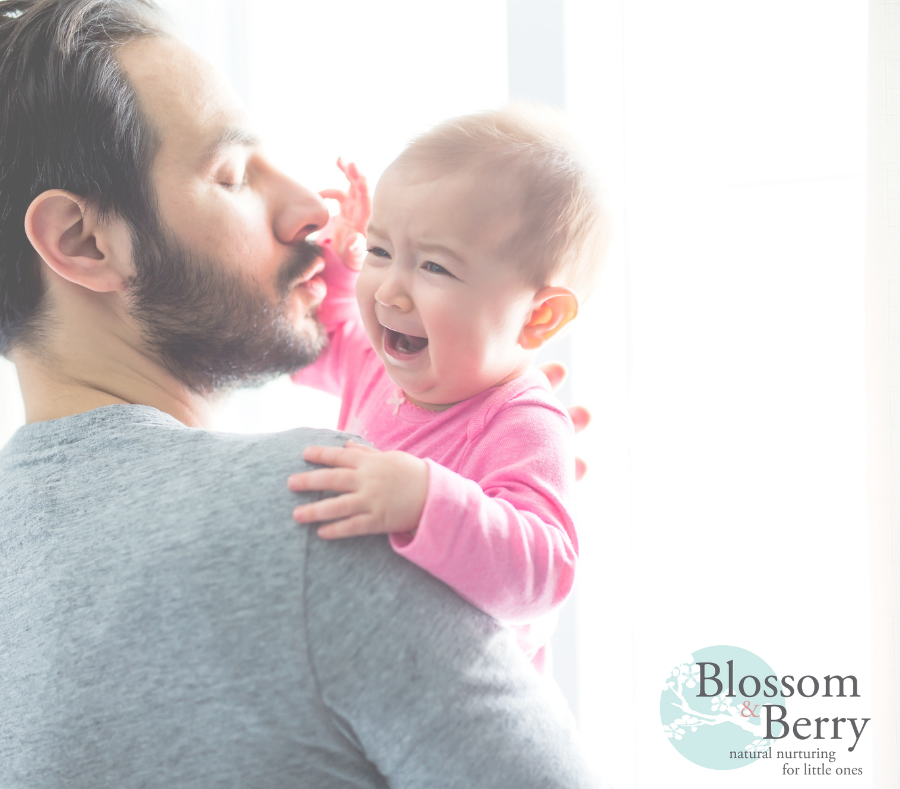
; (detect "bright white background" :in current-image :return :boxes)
[0,2,872,787]
[570,2,870,787]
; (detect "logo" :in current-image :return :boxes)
[660,645,784,770]
[660,645,870,776]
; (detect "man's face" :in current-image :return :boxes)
[116,37,330,393]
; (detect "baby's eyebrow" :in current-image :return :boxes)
[416,241,466,265]
[365,225,466,266]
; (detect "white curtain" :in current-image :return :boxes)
[568,1,870,787]
[867,1,900,786]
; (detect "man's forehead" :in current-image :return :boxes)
[117,36,251,160]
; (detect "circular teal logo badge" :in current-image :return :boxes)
[660,645,786,770]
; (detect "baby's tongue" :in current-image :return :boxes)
[397,332,428,353]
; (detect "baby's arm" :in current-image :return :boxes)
[290,160,370,395]
[391,401,577,624]
[289,399,576,625]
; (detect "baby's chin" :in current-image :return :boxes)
[402,392,459,413]
[385,364,530,411]
[381,372,460,412]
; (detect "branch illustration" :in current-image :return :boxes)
[664,663,765,738]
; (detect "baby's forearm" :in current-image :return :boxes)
[390,459,577,624]
[292,158,370,395]
[289,449,575,623]
[290,244,365,396]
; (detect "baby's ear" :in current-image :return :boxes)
[519,287,579,350]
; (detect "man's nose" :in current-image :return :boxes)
[272,177,329,244]
[374,270,413,313]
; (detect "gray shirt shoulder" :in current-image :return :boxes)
[0,405,598,788]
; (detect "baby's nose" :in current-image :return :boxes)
[375,281,413,313]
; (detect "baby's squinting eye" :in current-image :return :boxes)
[367,246,391,259]
[423,261,452,276]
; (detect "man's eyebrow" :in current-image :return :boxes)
[200,127,261,165]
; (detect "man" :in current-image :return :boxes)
[0,1,599,786]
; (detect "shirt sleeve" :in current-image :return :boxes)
[389,399,577,626]
[290,241,369,397]
[304,533,600,789]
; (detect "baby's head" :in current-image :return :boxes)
[357,104,609,410]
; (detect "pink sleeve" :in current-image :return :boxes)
[389,402,577,625]
[290,241,367,397]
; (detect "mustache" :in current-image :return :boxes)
[276,239,325,296]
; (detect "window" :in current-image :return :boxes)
[0,3,874,785]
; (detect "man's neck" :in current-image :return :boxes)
[10,275,217,429]
[12,351,215,429]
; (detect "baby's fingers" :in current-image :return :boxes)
[302,444,364,468]
[293,492,363,524]
[288,466,358,493]
[337,157,359,181]
[318,188,347,203]
[316,514,379,540]
[344,439,377,452]
[348,170,368,201]
[337,160,366,195]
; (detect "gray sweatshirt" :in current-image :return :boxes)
[0,405,599,788]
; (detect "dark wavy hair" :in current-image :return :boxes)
[0,0,165,357]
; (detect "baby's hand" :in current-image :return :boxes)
[288,441,428,540]
[318,158,371,271]
[539,361,591,481]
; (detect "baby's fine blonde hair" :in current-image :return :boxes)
[392,103,610,301]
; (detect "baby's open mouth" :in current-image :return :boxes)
[384,327,428,355]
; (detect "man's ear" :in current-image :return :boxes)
[24,190,133,293]
[519,286,579,350]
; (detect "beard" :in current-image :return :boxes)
[125,217,327,395]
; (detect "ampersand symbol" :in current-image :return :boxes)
[740,701,760,718]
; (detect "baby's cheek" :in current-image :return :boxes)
[436,336,488,390]
[355,266,378,309]
[356,300,381,347]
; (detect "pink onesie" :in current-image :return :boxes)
[291,243,577,671]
